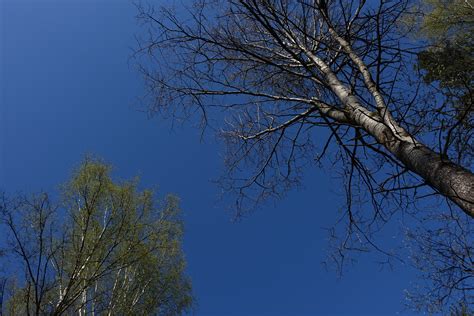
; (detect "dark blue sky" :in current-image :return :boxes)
[1,1,418,315]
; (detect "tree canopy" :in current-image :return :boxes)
[416,0,473,163]
[0,158,193,315]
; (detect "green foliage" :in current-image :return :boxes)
[1,158,193,315]
[418,44,473,88]
[417,0,474,88]
[415,0,473,163]
[420,0,473,39]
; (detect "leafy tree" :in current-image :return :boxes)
[416,0,473,164]
[0,158,193,315]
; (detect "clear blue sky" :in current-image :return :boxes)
[1,1,418,315]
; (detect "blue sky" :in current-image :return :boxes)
[1,1,418,315]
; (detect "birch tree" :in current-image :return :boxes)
[136,0,473,216]
[135,0,473,244]
[0,158,193,315]
[134,0,473,311]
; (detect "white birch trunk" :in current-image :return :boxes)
[326,77,474,217]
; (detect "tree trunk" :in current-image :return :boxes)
[322,67,474,218]
[352,104,474,218]
[386,137,474,217]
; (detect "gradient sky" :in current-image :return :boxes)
[1,1,419,315]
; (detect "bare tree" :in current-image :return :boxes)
[135,0,473,217]
[0,159,192,315]
[0,277,6,316]
[134,0,473,311]
[405,208,473,313]
[0,193,57,315]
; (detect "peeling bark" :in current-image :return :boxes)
[320,66,474,217]
[137,0,474,219]
[346,98,474,218]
